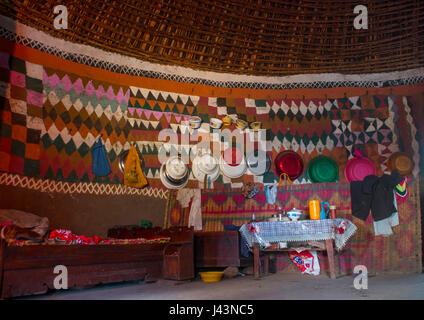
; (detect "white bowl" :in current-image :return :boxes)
[188,116,202,129]
[287,211,302,221]
[210,118,223,129]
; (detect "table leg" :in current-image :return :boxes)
[253,242,260,279]
[325,239,337,279]
[264,254,269,276]
[270,254,276,273]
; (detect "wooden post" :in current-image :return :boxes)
[0,239,5,299]
[253,242,260,279]
[325,239,337,280]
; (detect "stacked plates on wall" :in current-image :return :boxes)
[192,153,220,183]
[160,156,189,189]
[220,147,246,178]
[246,150,271,176]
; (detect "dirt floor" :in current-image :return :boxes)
[16,272,424,300]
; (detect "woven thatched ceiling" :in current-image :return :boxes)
[1,0,424,76]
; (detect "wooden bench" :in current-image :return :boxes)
[0,227,194,299]
[253,239,338,279]
[109,225,195,281]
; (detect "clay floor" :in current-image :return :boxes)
[16,271,424,300]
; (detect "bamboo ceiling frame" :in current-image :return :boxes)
[0,0,423,76]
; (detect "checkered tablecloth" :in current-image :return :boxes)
[239,219,357,250]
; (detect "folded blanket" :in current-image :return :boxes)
[0,223,43,242]
[0,209,49,237]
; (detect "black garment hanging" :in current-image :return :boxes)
[351,169,403,222]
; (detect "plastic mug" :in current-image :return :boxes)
[308,200,321,220]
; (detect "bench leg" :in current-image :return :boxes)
[325,239,337,279]
[269,254,277,273]
[253,242,260,279]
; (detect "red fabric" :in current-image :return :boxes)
[48,229,103,245]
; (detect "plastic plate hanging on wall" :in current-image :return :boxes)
[118,149,145,173]
[306,155,339,183]
[274,150,304,181]
[344,156,377,182]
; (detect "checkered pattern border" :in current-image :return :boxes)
[239,219,357,250]
[0,52,44,176]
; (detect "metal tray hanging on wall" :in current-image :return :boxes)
[118,149,145,173]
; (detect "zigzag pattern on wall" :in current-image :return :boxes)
[127,86,197,133]
[0,47,421,191]
[0,172,168,199]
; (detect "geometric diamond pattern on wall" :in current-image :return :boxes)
[40,67,131,183]
[0,50,420,190]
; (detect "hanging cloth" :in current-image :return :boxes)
[265,184,277,205]
[373,191,399,237]
[91,138,111,177]
[177,189,203,231]
[124,145,148,188]
[394,177,408,204]
[188,189,202,231]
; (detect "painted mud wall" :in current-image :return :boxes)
[0,16,423,273]
[0,184,166,237]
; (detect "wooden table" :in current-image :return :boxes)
[240,219,357,280]
[253,239,338,279]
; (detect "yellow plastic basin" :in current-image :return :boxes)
[199,271,224,282]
